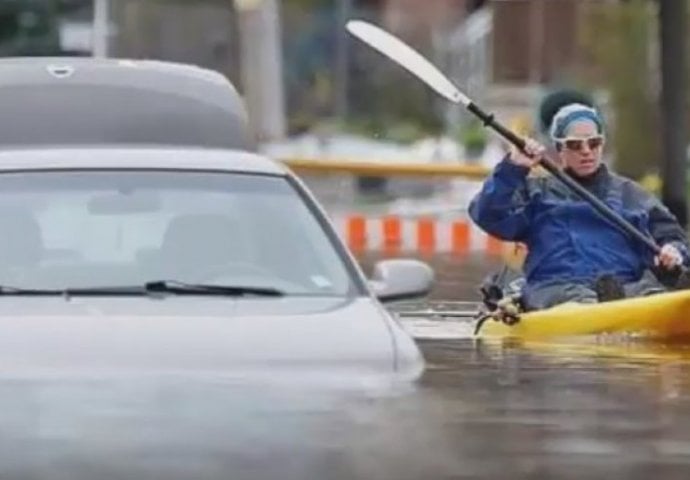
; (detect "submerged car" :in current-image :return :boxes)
[0,58,433,477]
[0,57,430,378]
[0,146,428,380]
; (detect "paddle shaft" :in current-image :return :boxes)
[466,102,662,256]
[345,19,664,258]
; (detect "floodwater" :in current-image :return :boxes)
[414,337,690,479]
[8,326,690,479]
[373,253,690,479]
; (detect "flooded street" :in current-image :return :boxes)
[316,179,690,479]
[9,336,690,479]
[360,252,690,478]
[18,340,690,480]
[410,337,690,479]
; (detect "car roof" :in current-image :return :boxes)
[0,146,290,176]
[0,57,252,150]
[0,56,232,83]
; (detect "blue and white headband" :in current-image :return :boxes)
[549,103,604,141]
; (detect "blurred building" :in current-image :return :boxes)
[0,0,625,139]
[442,0,622,130]
[382,0,477,33]
[491,0,577,84]
[312,0,609,133]
[111,0,241,88]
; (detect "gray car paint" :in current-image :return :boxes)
[0,62,429,474]
[0,296,422,381]
[0,57,252,150]
[0,146,426,384]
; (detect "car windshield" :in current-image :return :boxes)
[0,169,359,296]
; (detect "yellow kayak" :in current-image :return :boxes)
[476,289,690,340]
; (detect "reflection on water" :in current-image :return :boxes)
[5,338,690,478]
[342,337,690,479]
[413,337,690,478]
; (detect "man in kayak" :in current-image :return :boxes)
[469,102,690,311]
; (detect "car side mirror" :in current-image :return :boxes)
[369,259,434,303]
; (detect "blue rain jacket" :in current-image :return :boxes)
[469,157,690,289]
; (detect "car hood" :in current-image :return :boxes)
[0,295,423,383]
[0,296,425,478]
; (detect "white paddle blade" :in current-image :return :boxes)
[346,20,470,106]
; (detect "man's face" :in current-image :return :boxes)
[557,120,604,177]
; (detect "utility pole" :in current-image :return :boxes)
[335,0,353,119]
[235,0,287,142]
[659,0,687,227]
[528,0,544,84]
[93,0,109,57]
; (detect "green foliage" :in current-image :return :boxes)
[457,120,487,154]
[281,0,444,141]
[578,1,658,180]
[385,122,429,144]
[283,0,333,8]
[348,61,445,141]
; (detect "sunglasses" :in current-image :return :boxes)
[556,135,604,152]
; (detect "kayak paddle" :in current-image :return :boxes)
[345,19,665,258]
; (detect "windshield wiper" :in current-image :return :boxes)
[143,280,285,297]
[0,285,147,296]
[0,281,285,297]
[0,285,65,296]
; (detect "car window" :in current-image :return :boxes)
[0,170,359,296]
